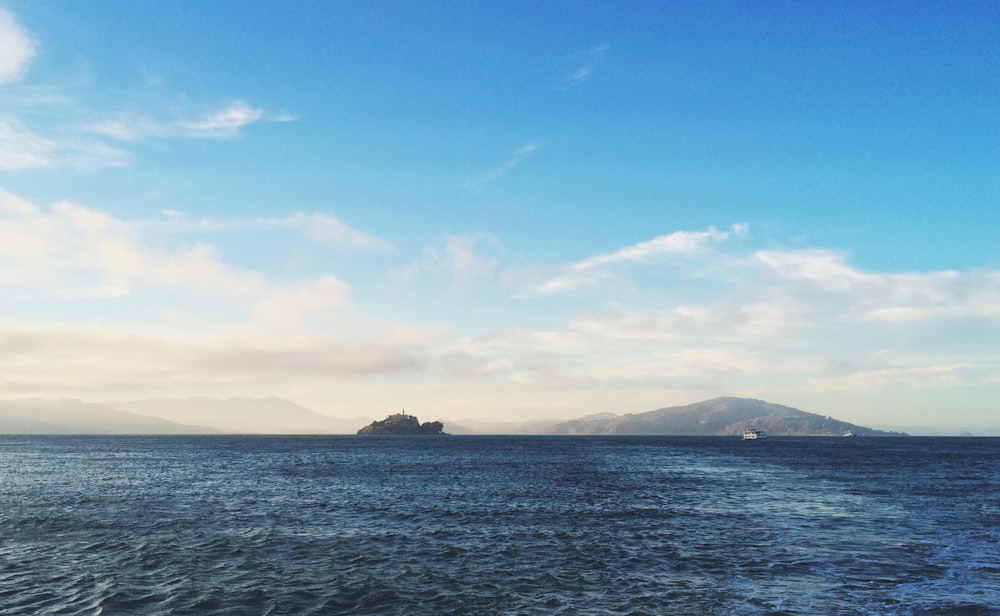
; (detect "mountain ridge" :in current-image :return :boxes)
[109,397,370,434]
[0,398,214,434]
[544,397,907,436]
[0,396,909,435]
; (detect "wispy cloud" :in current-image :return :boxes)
[435,234,503,279]
[463,143,540,191]
[0,116,51,169]
[533,224,748,293]
[0,8,34,86]
[396,233,503,282]
[180,101,264,138]
[0,115,129,170]
[134,210,393,252]
[0,8,279,170]
[89,101,267,141]
[272,111,300,123]
[266,212,394,251]
[562,43,610,89]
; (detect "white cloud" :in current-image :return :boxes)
[0,115,51,169]
[439,234,502,278]
[133,210,393,252]
[181,101,264,138]
[562,43,610,89]
[0,323,423,396]
[89,101,266,141]
[272,111,300,123]
[0,191,391,342]
[271,212,394,251]
[809,363,1000,392]
[0,191,265,298]
[250,276,350,329]
[2,187,998,428]
[0,8,35,86]
[568,66,591,83]
[415,225,1000,414]
[0,188,427,396]
[534,224,746,293]
[0,186,36,216]
[376,323,453,348]
[0,11,133,170]
[0,10,277,171]
[397,233,503,282]
[463,142,540,190]
[753,249,1000,322]
[0,116,128,170]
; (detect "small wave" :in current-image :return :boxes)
[2,435,998,615]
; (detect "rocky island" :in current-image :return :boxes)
[356,411,446,435]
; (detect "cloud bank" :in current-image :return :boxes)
[0,188,422,397]
[0,189,998,428]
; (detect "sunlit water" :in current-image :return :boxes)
[1,435,997,615]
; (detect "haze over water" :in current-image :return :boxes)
[2,435,997,615]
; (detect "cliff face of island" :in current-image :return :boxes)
[356,412,445,435]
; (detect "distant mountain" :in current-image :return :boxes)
[0,398,211,434]
[109,397,370,434]
[0,395,909,436]
[445,418,563,435]
[441,421,476,435]
[544,397,907,436]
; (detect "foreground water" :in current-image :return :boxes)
[1,435,997,615]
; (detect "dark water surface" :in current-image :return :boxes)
[1,435,997,615]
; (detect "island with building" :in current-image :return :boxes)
[356,410,446,435]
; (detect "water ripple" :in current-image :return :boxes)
[1,435,997,615]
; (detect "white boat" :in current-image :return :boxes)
[842,430,856,437]
[742,428,767,440]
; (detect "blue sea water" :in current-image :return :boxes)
[0,435,997,615]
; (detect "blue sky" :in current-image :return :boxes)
[1,1,998,431]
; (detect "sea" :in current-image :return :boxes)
[1,435,997,615]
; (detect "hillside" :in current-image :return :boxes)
[0,396,909,436]
[0,398,212,434]
[444,418,562,435]
[545,397,907,436]
[110,397,370,434]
